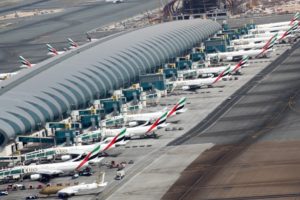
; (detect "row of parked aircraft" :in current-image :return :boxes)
[206,13,299,63]
[0,96,188,197]
[0,128,126,197]
[0,38,81,81]
[168,12,300,92]
[0,97,187,178]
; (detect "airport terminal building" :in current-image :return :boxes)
[0,19,221,148]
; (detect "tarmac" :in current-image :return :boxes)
[0,0,160,73]
[162,42,300,199]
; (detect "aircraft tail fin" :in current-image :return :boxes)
[167,97,187,118]
[279,21,298,41]
[102,128,126,151]
[290,12,300,25]
[75,129,126,170]
[46,43,58,55]
[75,143,102,171]
[232,55,249,73]
[97,172,107,186]
[212,65,231,84]
[146,111,168,134]
[68,38,78,48]
[257,33,278,57]
[19,56,32,67]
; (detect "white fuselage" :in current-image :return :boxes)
[20,64,36,69]
[126,112,163,122]
[207,49,267,61]
[171,77,218,90]
[256,21,293,29]
[47,51,65,56]
[0,72,19,80]
[241,33,285,40]
[196,65,232,76]
[232,37,270,45]
[233,42,266,51]
[103,125,158,138]
[53,143,108,155]
[0,159,94,180]
[249,25,291,34]
[58,182,104,195]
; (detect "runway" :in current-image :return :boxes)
[0,0,160,73]
[163,41,300,199]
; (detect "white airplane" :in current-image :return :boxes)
[68,38,78,49]
[256,12,299,28]
[103,111,168,139]
[46,44,65,56]
[24,129,126,161]
[105,0,124,3]
[207,36,276,61]
[57,173,107,198]
[278,22,299,41]
[19,56,35,68]
[125,97,187,123]
[233,33,278,51]
[0,131,124,181]
[231,36,272,45]
[241,32,285,40]
[170,65,231,91]
[0,71,19,80]
[249,24,294,35]
[196,56,249,76]
[40,172,107,197]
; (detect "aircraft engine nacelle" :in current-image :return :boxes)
[182,86,190,91]
[226,56,233,61]
[58,192,73,199]
[61,155,72,161]
[30,174,42,181]
[128,121,138,127]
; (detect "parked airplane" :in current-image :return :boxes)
[103,111,168,139]
[0,131,124,181]
[105,0,124,3]
[232,36,272,45]
[171,65,231,91]
[256,12,299,28]
[125,97,187,123]
[233,33,278,51]
[207,36,275,61]
[23,129,126,161]
[68,38,78,49]
[0,71,19,80]
[40,172,107,198]
[196,55,249,76]
[19,56,35,68]
[249,24,294,35]
[278,22,299,41]
[47,44,65,56]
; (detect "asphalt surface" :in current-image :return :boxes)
[163,40,300,199]
[0,0,160,73]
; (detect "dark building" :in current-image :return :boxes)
[181,0,232,14]
[183,0,220,14]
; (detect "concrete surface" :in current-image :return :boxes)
[0,0,160,73]
[162,41,300,200]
